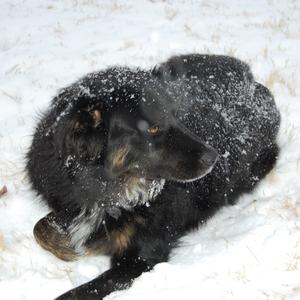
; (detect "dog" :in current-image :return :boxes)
[26,54,280,299]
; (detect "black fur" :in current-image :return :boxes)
[26,54,280,299]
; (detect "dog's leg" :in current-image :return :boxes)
[34,205,108,261]
[34,209,83,261]
[56,226,173,300]
[55,251,161,300]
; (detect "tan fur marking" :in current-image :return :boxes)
[34,213,137,260]
[92,110,102,127]
[86,222,137,256]
[85,240,111,256]
[33,215,81,261]
[111,223,136,254]
[112,146,129,170]
[0,234,5,251]
[86,223,136,256]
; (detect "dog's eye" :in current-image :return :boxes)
[147,125,160,135]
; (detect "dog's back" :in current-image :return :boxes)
[154,54,280,204]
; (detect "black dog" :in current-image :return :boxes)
[26,54,280,299]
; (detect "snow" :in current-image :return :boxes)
[0,0,300,299]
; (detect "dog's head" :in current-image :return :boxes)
[105,85,218,184]
[55,78,218,211]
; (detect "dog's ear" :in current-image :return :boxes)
[74,108,102,130]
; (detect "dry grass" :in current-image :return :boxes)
[0,234,4,251]
[282,125,300,143]
[297,155,300,176]
[233,265,251,283]
[265,69,297,97]
[280,197,300,218]
[226,47,238,57]
[285,240,300,272]
[184,23,202,39]
[262,47,268,59]
[164,5,177,21]
[0,186,7,198]
[264,168,281,185]
[0,158,27,193]
[262,19,288,33]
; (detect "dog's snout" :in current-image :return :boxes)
[200,150,218,167]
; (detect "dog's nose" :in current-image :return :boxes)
[200,150,219,168]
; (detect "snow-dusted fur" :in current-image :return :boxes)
[0,1,299,300]
[26,53,279,300]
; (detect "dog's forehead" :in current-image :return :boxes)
[138,88,173,126]
[140,98,170,123]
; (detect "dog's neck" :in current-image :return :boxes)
[67,177,165,252]
[121,177,165,209]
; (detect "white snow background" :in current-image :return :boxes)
[0,0,300,299]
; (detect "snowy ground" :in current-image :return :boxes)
[0,0,300,299]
